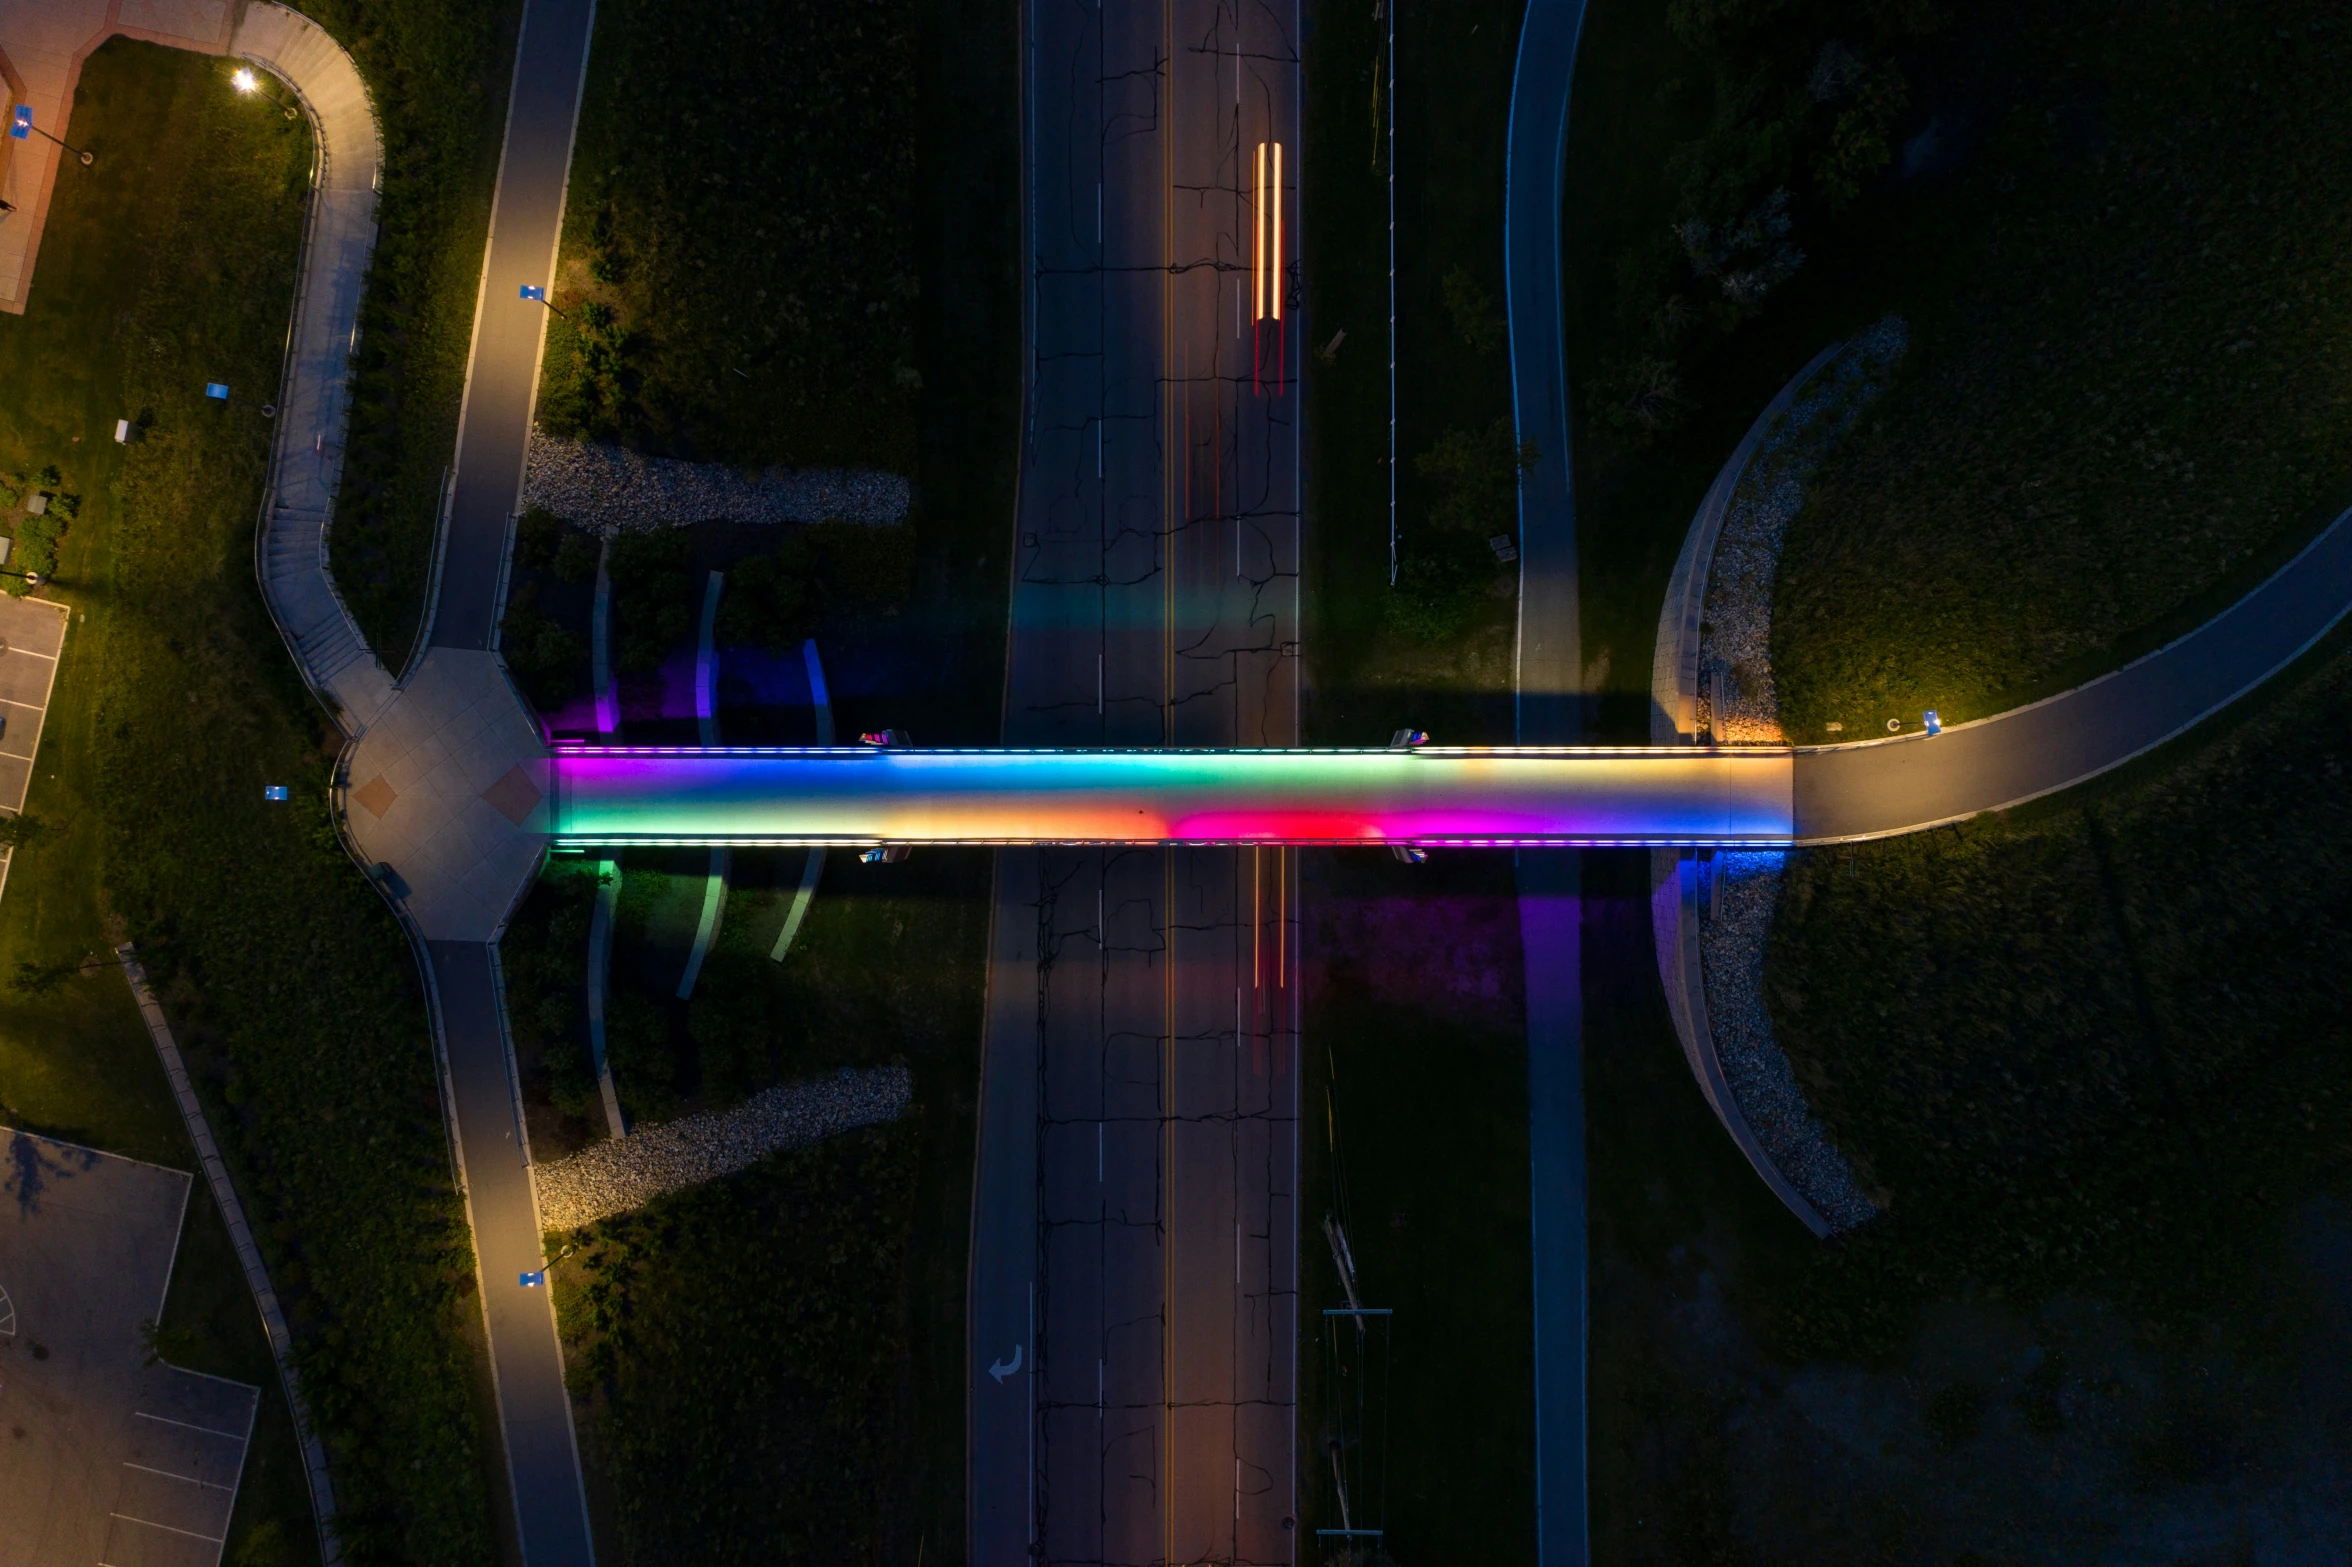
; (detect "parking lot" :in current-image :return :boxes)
[0,1128,258,1567]
[0,592,68,902]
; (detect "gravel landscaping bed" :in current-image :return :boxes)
[536,1065,912,1231]
[1697,317,1908,743]
[1699,852,1878,1232]
[523,432,912,534]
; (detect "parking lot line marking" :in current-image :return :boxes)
[0,644,57,661]
[109,1513,225,1544]
[133,1410,246,1441]
[121,1459,230,1489]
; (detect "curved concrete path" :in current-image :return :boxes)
[1505,3,1592,1564]
[0,5,391,1559]
[1653,338,2352,1237]
[0,3,392,726]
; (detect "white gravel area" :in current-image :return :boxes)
[523,432,911,534]
[1699,852,1878,1232]
[535,1065,911,1232]
[1698,316,1908,743]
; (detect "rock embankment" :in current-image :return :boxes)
[1698,316,1908,743]
[535,1065,911,1232]
[1699,852,1879,1232]
[523,432,911,534]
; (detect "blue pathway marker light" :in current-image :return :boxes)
[263,785,290,802]
[1923,710,1942,736]
[9,106,28,139]
[519,284,546,302]
[519,1270,546,1287]
[205,382,230,401]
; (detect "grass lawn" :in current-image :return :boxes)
[1562,0,2352,1553]
[549,1125,920,1565]
[1581,639,2352,1560]
[537,0,917,468]
[510,0,1021,1555]
[1771,0,2352,733]
[1297,850,1536,1553]
[1304,0,1527,747]
[302,0,523,669]
[536,844,992,1563]
[0,39,494,1563]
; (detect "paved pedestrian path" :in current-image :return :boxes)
[1505,3,1593,1563]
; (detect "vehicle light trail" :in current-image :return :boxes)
[1253,140,1284,395]
[545,744,1794,847]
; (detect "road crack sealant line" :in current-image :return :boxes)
[118,945,344,1567]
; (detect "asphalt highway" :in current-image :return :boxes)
[970,2,1304,1560]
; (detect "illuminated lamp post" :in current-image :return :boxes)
[10,105,93,168]
[230,67,300,120]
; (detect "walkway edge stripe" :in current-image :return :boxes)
[117,945,344,1567]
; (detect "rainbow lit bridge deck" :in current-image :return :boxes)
[546,745,1795,848]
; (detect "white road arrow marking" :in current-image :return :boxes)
[987,1344,1023,1384]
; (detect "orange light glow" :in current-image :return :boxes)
[1253,141,1267,321]
[1271,141,1283,322]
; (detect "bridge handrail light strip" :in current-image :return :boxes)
[545,744,1797,847]
[545,742,1785,758]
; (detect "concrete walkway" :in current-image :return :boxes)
[239,3,395,731]
[328,0,601,1561]
[1505,2,1592,1564]
[0,0,240,310]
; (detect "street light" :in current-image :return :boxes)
[230,67,299,120]
[0,568,46,588]
[9,105,93,167]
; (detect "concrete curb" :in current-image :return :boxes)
[116,944,343,1567]
[1646,348,1855,1237]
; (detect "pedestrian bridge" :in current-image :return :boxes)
[545,743,1795,848]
